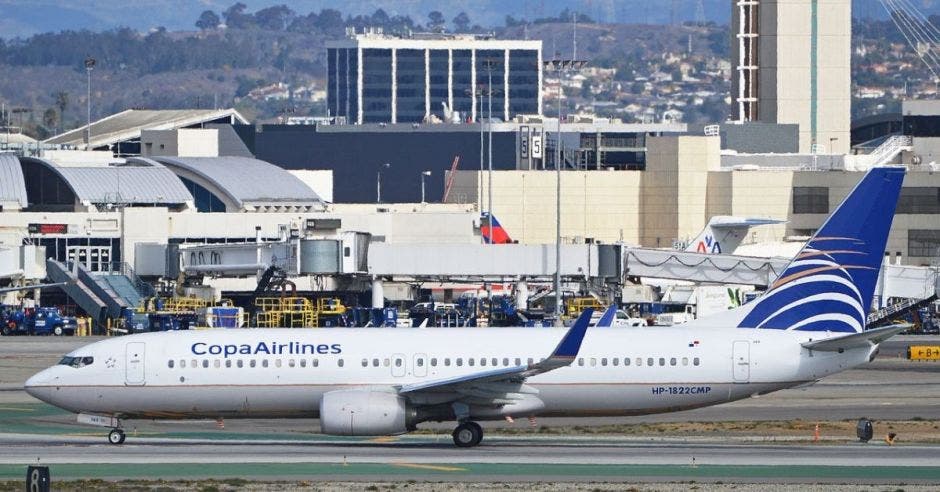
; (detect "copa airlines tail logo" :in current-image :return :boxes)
[695,235,721,254]
[738,238,872,333]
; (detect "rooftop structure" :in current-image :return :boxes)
[0,153,28,210]
[147,156,324,213]
[44,109,248,154]
[326,32,542,124]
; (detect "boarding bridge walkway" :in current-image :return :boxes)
[46,260,108,324]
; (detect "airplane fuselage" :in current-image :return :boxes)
[25,326,871,421]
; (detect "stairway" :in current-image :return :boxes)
[45,260,108,324]
[867,294,937,328]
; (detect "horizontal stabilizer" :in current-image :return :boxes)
[708,217,786,229]
[800,324,910,352]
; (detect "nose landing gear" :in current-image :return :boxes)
[452,421,483,447]
[107,428,126,445]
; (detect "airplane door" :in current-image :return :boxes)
[413,353,427,377]
[732,341,750,383]
[391,353,406,377]
[125,342,146,386]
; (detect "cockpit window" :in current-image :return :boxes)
[58,356,93,368]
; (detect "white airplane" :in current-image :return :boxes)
[682,216,785,254]
[26,167,908,448]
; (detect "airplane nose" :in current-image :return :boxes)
[24,369,55,400]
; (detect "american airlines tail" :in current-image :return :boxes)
[24,167,908,448]
[684,216,785,254]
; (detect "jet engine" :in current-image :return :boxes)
[319,389,417,436]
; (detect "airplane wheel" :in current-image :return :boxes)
[108,429,125,445]
[452,421,483,447]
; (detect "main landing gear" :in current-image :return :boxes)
[108,428,126,445]
[452,421,483,447]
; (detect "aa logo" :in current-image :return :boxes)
[695,235,721,254]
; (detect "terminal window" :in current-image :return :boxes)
[792,187,829,214]
[897,187,940,214]
[908,229,940,257]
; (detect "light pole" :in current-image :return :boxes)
[543,57,587,324]
[420,170,431,203]
[464,87,485,225]
[376,162,391,203]
[481,59,502,245]
[84,56,96,149]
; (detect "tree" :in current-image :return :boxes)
[54,91,69,133]
[453,12,471,32]
[42,107,58,131]
[223,2,253,29]
[195,10,221,30]
[254,5,294,31]
[371,9,390,28]
[315,8,344,33]
[427,11,445,32]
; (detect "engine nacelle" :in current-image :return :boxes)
[319,389,414,436]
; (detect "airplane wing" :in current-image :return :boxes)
[800,323,910,352]
[398,308,593,395]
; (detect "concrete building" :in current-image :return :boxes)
[326,31,542,124]
[731,0,851,154]
[445,134,940,266]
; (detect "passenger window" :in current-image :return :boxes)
[300,359,306,368]
[659,358,665,366]
[417,358,424,367]
[601,358,608,366]
[624,357,631,366]
[361,359,368,367]
[237,360,244,368]
[503,358,509,366]
[168,360,174,368]
[693,357,700,366]
[682,357,689,366]
[456,358,463,366]
[445,358,451,366]
[312,359,319,367]
[288,359,296,368]
[225,360,232,368]
[612,358,619,366]
[262,360,269,368]
[480,358,486,366]
[275,359,282,368]
[203,360,209,368]
[191,359,197,368]
[578,358,584,366]
[670,358,677,366]
[527,358,534,365]
[373,358,380,367]
[214,360,221,368]
[590,358,597,367]
[469,358,475,367]
[514,358,521,366]
[395,358,402,367]
[250,359,256,368]
[382,358,389,367]
[338,359,345,367]
[491,358,498,366]
[180,360,187,368]
[647,358,654,366]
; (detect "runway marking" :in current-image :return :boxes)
[369,436,399,443]
[391,462,466,472]
[0,406,32,412]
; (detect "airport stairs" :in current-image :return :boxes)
[45,259,109,324]
[863,135,912,168]
[47,260,155,323]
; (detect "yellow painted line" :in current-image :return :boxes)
[391,462,466,472]
[0,406,32,412]
[368,436,398,443]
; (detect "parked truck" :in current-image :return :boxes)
[1,306,77,336]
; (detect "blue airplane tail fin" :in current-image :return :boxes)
[737,167,905,333]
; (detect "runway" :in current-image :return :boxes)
[0,433,938,483]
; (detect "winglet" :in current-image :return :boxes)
[550,308,594,359]
[596,305,617,327]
